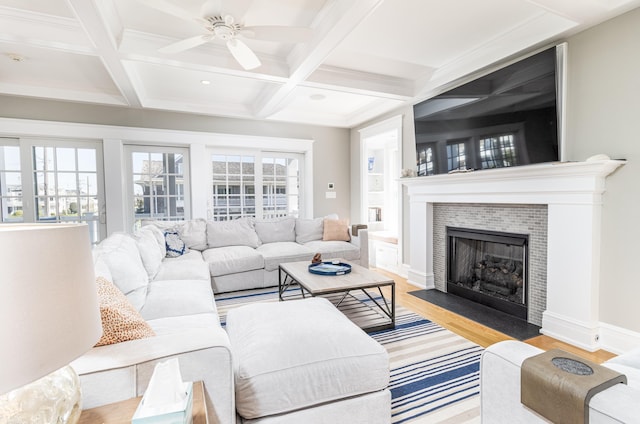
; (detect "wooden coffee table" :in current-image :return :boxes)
[278,260,395,332]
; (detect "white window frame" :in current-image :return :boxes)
[124,145,191,230]
[207,148,306,220]
[0,138,22,222]
[262,151,303,219]
[210,151,257,221]
[0,118,314,232]
[18,137,106,243]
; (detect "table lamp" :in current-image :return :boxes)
[0,223,102,423]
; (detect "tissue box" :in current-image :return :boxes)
[132,381,194,424]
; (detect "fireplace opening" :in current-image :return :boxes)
[446,227,528,320]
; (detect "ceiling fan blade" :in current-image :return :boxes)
[159,35,211,54]
[200,0,222,17]
[240,26,313,43]
[226,39,261,70]
[136,0,197,22]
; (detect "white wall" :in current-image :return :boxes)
[351,8,640,335]
[563,8,640,333]
[0,97,351,222]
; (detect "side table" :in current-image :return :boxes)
[78,380,208,424]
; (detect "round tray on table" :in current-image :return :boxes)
[308,261,352,276]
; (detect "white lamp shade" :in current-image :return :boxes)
[0,223,102,395]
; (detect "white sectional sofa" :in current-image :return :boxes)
[143,216,368,293]
[71,216,371,424]
[480,340,640,423]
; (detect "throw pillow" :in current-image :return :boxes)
[94,277,155,347]
[134,227,164,279]
[295,217,324,243]
[207,218,261,248]
[255,217,296,244]
[178,219,208,251]
[322,218,351,242]
[165,230,187,257]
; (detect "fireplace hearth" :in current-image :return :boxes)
[447,227,528,320]
[403,160,624,350]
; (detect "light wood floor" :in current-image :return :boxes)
[376,269,616,364]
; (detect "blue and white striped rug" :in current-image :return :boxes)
[215,288,482,423]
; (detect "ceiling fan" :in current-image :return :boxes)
[137,0,313,70]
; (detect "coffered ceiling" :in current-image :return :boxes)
[0,0,638,128]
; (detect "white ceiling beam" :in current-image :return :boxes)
[119,29,291,84]
[305,65,415,100]
[252,0,386,119]
[525,0,613,23]
[0,6,93,54]
[0,81,127,106]
[120,29,413,102]
[66,0,142,107]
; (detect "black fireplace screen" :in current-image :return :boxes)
[447,227,528,317]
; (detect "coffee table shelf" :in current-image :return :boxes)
[279,260,395,332]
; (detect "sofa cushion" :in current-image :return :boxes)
[602,363,640,390]
[207,218,260,248]
[256,242,314,271]
[254,217,296,244]
[323,218,350,241]
[303,240,360,262]
[295,217,323,244]
[134,227,164,280]
[94,277,155,347]
[142,219,208,251]
[93,256,112,282]
[202,246,264,276]
[148,312,221,335]
[140,279,215,321]
[226,297,389,419]
[604,346,640,369]
[92,233,149,311]
[178,219,208,251]
[154,252,210,282]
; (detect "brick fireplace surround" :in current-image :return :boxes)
[402,160,624,352]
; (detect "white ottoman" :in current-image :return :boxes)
[226,297,391,423]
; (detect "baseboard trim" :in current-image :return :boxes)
[407,269,434,289]
[541,311,599,352]
[599,322,640,355]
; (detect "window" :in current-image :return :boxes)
[447,141,467,172]
[127,146,190,228]
[209,150,303,221]
[417,143,436,176]
[479,134,518,169]
[211,154,255,220]
[27,140,105,243]
[0,139,22,222]
[262,156,300,218]
[0,139,105,242]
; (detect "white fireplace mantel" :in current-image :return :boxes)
[401,160,625,351]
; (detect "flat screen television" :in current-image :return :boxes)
[413,46,562,176]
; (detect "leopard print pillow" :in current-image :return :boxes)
[94,277,155,347]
